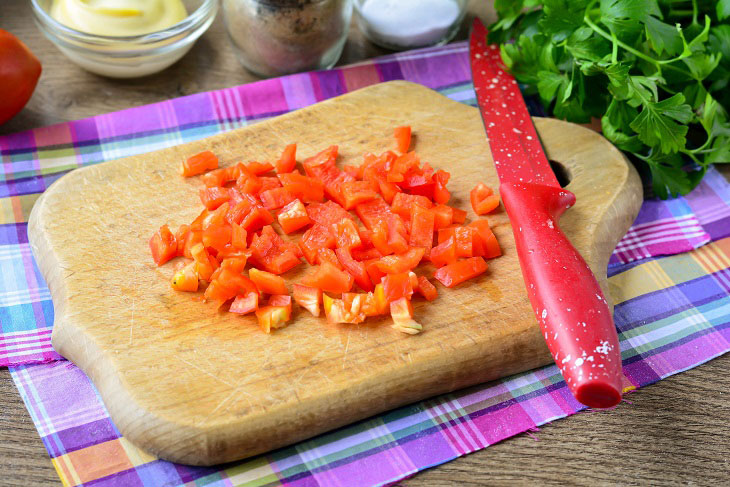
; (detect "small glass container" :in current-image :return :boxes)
[222,0,354,78]
[30,0,218,78]
[355,0,467,51]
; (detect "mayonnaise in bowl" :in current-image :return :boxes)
[50,0,188,37]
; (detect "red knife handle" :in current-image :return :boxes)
[500,182,622,408]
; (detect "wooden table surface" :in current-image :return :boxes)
[1,1,729,485]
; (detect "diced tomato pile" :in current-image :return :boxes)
[150,127,502,334]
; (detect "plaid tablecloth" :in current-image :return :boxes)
[2,41,730,486]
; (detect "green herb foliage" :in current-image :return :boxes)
[489,0,730,198]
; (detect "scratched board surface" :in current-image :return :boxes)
[28,82,642,465]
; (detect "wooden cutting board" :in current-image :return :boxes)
[28,81,642,466]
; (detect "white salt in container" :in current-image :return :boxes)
[355,0,467,50]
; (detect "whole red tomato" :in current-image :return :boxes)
[0,29,42,125]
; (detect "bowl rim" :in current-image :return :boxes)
[30,0,218,45]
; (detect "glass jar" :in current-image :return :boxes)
[354,0,467,51]
[222,0,353,78]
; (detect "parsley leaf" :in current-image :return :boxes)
[488,0,730,199]
[644,16,684,56]
[630,93,692,153]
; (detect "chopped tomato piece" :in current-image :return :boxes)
[378,179,401,204]
[201,167,230,188]
[257,176,283,194]
[341,180,379,210]
[323,293,366,324]
[454,227,474,258]
[250,226,301,274]
[391,192,432,220]
[364,220,387,256]
[302,262,354,294]
[307,159,354,207]
[249,268,288,295]
[316,248,342,269]
[181,150,218,177]
[299,224,337,265]
[199,186,230,210]
[226,195,258,225]
[409,205,435,252]
[205,268,256,305]
[374,247,425,274]
[302,145,338,170]
[175,224,191,256]
[452,207,467,224]
[277,199,312,234]
[259,187,295,210]
[401,163,433,191]
[386,215,409,254]
[387,151,419,182]
[469,220,502,258]
[150,224,177,266]
[275,144,297,174]
[182,230,203,259]
[390,297,422,334]
[408,271,419,289]
[278,172,324,202]
[354,198,392,230]
[431,205,453,230]
[415,275,438,301]
[202,224,232,253]
[203,279,237,304]
[231,223,247,250]
[306,201,353,227]
[351,247,382,261]
[335,247,373,292]
[357,292,375,316]
[246,161,274,175]
[236,169,263,194]
[433,170,451,204]
[470,183,500,215]
[268,294,292,314]
[241,206,274,233]
[230,292,258,315]
[433,257,488,287]
[474,194,500,215]
[394,126,411,153]
[371,283,389,315]
[343,165,361,179]
[430,236,457,267]
[199,202,229,231]
[363,257,385,284]
[220,255,248,273]
[171,261,199,292]
[437,226,456,245]
[332,218,362,250]
[256,305,291,333]
[382,272,414,303]
[292,284,322,317]
[218,267,258,295]
[362,167,401,204]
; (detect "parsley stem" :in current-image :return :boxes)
[583,3,694,79]
[667,10,694,17]
[611,31,618,64]
[583,12,662,71]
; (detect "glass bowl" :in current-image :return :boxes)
[30,0,219,78]
[354,0,467,51]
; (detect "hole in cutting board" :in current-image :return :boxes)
[549,160,571,188]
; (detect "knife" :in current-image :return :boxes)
[469,18,622,408]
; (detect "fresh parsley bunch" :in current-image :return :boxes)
[488,0,730,198]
